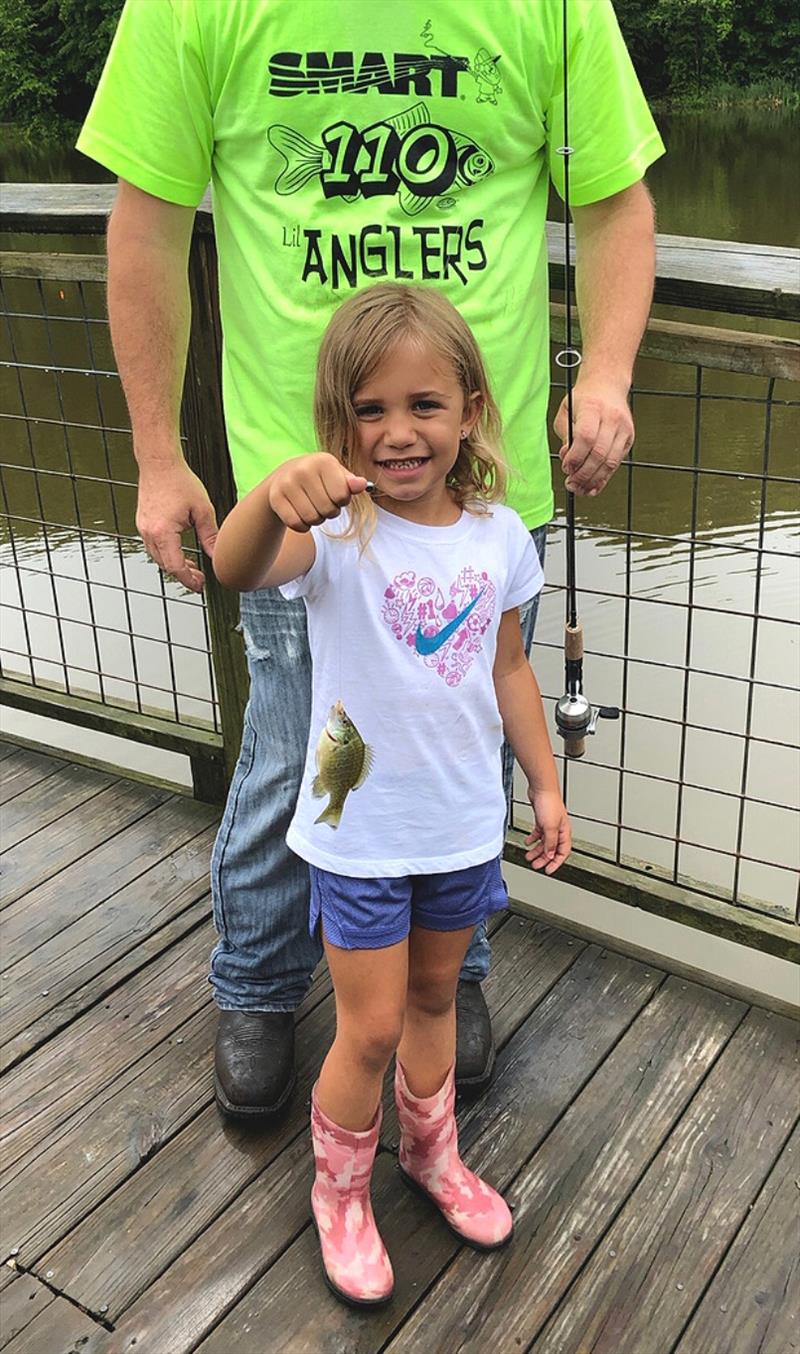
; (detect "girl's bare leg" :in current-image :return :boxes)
[396,924,475,1097]
[317,933,408,1130]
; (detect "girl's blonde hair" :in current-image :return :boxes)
[313,283,506,544]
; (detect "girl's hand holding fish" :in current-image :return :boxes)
[214,452,368,592]
[267,452,368,533]
[523,787,572,875]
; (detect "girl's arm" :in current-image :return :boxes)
[213,452,366,591]
[493,608,572,874]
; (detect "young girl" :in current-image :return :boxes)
[214,283,571,1307]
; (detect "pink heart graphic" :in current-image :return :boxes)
[380,566,496,686]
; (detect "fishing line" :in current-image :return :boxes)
[334,468,381,702]
[553,0,619,758]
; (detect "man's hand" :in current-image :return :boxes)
[267,453,367,532]
[558,180,655,496]
[136,457,218,593]
[553,375,634,497]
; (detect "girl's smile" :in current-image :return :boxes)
[374,455,431,477]
[352,340,481,524]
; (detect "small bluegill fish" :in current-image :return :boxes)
[312,700,373,829]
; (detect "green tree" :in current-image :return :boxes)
[615,0,798,100]
[722,0,800,88]
[613,0,671,98]
[0,0,122,138]
[653,0,734,96]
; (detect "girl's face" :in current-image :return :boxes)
[350,338,482,523]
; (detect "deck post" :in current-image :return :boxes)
[183,224,249,790]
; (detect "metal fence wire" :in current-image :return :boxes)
[0,268,219,734]
[0,255,798,928]
[518,355,800,926]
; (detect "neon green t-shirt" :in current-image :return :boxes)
[77,0,664,526]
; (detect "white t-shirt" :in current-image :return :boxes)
[280,503,543,877]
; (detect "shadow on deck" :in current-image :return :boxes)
[1,743,797,1354]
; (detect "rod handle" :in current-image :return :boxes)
[565,622,583,661]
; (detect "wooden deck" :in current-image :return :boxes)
[1,742,797,1354]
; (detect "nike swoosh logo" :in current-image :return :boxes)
[415,590,485,656]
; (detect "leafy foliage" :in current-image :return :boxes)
[0,0,123,140]
[615,0,799,102]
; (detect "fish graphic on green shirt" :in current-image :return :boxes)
[267,102,494,217]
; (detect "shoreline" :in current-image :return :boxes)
[651,82,798,113]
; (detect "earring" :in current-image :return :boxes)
[460,430,468,440]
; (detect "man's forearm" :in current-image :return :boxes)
[573,180,656,393]
[555,181,656,495]
[105,183,217,590]
[107,185,194,467]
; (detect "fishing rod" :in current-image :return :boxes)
[554,0,619,759]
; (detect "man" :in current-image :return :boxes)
[77,0,662,1119]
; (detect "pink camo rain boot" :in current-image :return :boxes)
[310,1083,394,1306]
[395,1060,513,1250]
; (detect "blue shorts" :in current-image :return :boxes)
[308,857,509,951]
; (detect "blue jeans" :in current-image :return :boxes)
[210,525,547,1009]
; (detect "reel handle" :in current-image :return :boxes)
[556,620,589,758]
[565,621,583,661]
[564,624,584,756]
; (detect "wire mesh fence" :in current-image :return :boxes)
[0,265,219,735]
[1,245,798,927]
[513,345,800,926]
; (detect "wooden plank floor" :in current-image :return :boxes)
[1,744,797,1354]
